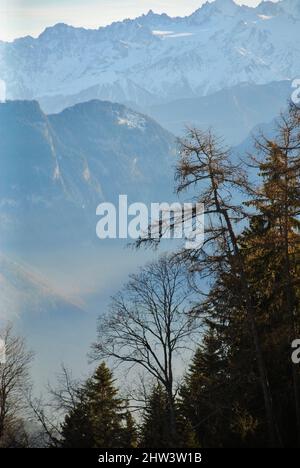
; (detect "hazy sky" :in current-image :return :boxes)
[0,0,279,41]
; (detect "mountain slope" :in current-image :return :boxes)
[0,99,175,249]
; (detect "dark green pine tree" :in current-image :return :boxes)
[120,410,138,448]
[60,390,94,448]
[60,362,136,448]
[241,119,300,446]
[139,383,171,448]
[178,331,231,448]
[85,362,128,448]
[139,383,196,448]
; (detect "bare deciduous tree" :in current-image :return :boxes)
[0,323,33,447]
[27,364,83,447]
[92,255,199,440]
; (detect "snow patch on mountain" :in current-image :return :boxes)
[257,14,274,20]
[116,110,147,130]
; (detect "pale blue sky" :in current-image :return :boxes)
[0,0,278,41]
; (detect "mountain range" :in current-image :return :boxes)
[1,0,299,110]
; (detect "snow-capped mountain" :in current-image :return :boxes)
[0,0,299,109]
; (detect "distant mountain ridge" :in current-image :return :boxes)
[1,0,299,109]
[142,80,292,144]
